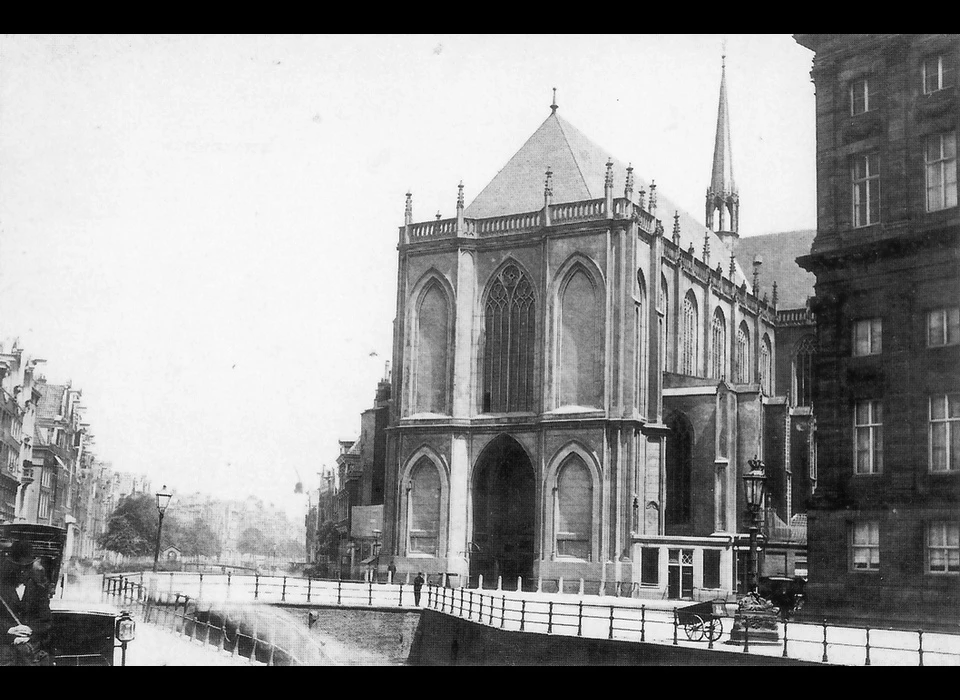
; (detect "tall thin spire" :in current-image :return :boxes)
[550,87,558,114]
[705,48,740,252]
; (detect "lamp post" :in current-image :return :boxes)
[742,456,767,593]
[727,455,779,645]
[152,485,172,573]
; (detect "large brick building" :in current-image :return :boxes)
[795,34,960,628]
[380,61,818,599]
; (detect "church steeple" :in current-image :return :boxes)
[705,48,740,251]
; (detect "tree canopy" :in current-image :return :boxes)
[98,493,179,557]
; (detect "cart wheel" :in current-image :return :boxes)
[683,615,705,641]
[705,617,724,642]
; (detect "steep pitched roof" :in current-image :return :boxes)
[734,230,817,309]
[463,109,748,286]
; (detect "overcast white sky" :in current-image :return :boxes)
[0,34,816,520]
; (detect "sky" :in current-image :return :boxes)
[0,34,817,520]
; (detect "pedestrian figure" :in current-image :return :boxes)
[387,560,397,583]
[0,540,53,666]
[413,572,425,606]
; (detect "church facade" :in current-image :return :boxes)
[382,67,815,600]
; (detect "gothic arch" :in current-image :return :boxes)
[544,441,602,562]
[665,410,694,528]
[479,259,538,413]
[711,306,727,380]
[398,445,451,559]
[793,334,818,407]
[759,332,773,395]
[735,320,751,384]
[679,289,700,376]
[552,255,605,409]
[405,270,456,416]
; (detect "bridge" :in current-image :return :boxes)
[95,572,959,666]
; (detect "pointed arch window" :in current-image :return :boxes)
[414,281,450,414]
[559,268,601,408]
[483,264,536,412]
[555,455,593,560]
[407,457,441,556]
[711,308,727,380]
[680,291,699,376]
[794,335,817,407]
[736,322,751,384]
[666,413,693,526]
[759,334,773,395]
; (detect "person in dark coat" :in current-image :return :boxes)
[387,560,397,583]
[413,572,425,606]
[0,540,53,666]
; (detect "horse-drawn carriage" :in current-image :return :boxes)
[676,599,726,642]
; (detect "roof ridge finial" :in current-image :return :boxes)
[703,228,711,264]
[550,87,558,114]
[544,166,553,197]
[672,210,680,246]
[729,251,736,279]
[772,281,779,307]
[625,163,634,199]
[604,158,614,188]
[649,180,657,215]
[404,191,413,226]
[457,180,464,209]
[722,38,727,70]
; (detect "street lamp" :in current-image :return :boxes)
[742,456,767,593]
[152,485,172,573]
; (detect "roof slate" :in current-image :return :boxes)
[734,230,817,309]
[462,110,748,286]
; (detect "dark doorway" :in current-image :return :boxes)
[667,548,694,599]
[471,436,537,586]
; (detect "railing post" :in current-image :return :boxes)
[459,587,464,617]
[520,600,526,631]
[821,619,828,663]
[337,579,342,606]
[673,609,678,645]
[609,605,615,640]
[782,619,789,658]
[578,601,583,637]
[548,601,553,634]
[864,627,870,666]
[174,594,182,635]
[489,593,494,626]
[307,576,312,603]
[744,619,750,654]
[468,590,473,619]
[479,594,484,624]
[268,642,276,667]
[204,615,212,646]
[282,576,287,602]
[918,629,924,667]
[227,571,232,595]
[250,615,259,662]
[255,574,260,600]
[399,583,403,607]
[501,596,506,629]
[219,621,226,653]
[368,580,373,606]
[640,605,646,642]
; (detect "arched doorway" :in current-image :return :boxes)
[471,436,536,585]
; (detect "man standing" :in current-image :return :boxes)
[0,540,53,666]
[387,560,397,583]
[413,572,425,607]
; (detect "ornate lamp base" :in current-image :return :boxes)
[725,592,781,645]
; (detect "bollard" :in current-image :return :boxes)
[578,601,583,637]
[548,601,554,634]
[821,619,828,663]
[517,576,522,592]
[537,576,542,593]
[744,620,750,654]
[520,600,526,631]
[783,620,789,658]
[282,576,287,602]
[399,583,403,606]
[615,580,621,597]
[609,606,615,640]
[501,596,506,629]
[558,576,564,594]
[255,574,260,600]
[337,580,342,605]
[478,574,483,590]
[497,576,502,591]
[672,610,678,645]
[864,627,870,666]
[918,629,924,667]
[641,605,646,642]
[579,578,585,596]
[307,576,312,603]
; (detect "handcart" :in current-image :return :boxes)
[675,599,726,642]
